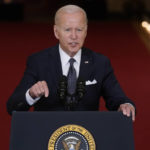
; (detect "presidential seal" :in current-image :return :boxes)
[48,124,96,150]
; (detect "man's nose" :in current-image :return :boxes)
[70,30,77,39]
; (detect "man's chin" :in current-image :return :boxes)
[68,49,79,57]
[70,46,80,52]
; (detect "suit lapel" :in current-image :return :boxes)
[79,48,94,81]
[48,45,63,87]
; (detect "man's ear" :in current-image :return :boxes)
[54,25,59,39]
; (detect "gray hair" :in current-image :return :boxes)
[54,5,88,25]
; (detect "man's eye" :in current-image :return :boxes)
[77,29,82,31]
[65,29,70,31]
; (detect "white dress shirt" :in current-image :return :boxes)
[59,45,81,78]
[26,45,82,106]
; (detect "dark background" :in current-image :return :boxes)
[0,0,150,22]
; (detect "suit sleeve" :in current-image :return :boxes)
[101,58,135,111]
[6,56,38,115]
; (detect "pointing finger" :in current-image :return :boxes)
[41,81,49,97]
[131,108,135,122]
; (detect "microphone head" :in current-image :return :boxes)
[58,76,67,100]
[59,75,67,83]
[76,78,85,99]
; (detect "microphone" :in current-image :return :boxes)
[58,76,67,101]
[76,78,85,100]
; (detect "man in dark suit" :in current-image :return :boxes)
[7,5,135,121]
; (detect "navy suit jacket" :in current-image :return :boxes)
[7,45,134,115]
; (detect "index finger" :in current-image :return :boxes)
[41,81,49,97]
[131,108,135,122]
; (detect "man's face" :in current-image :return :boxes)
[54,11,87,57]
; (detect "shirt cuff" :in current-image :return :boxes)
[25,89,41,106]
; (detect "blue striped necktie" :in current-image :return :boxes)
[67,58,77,95]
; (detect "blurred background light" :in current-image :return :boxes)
[141,20,150,34]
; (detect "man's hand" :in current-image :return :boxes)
[118,103,135,121]
[29,81,49,99]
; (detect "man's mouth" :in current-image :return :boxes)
[69,42,78,47]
